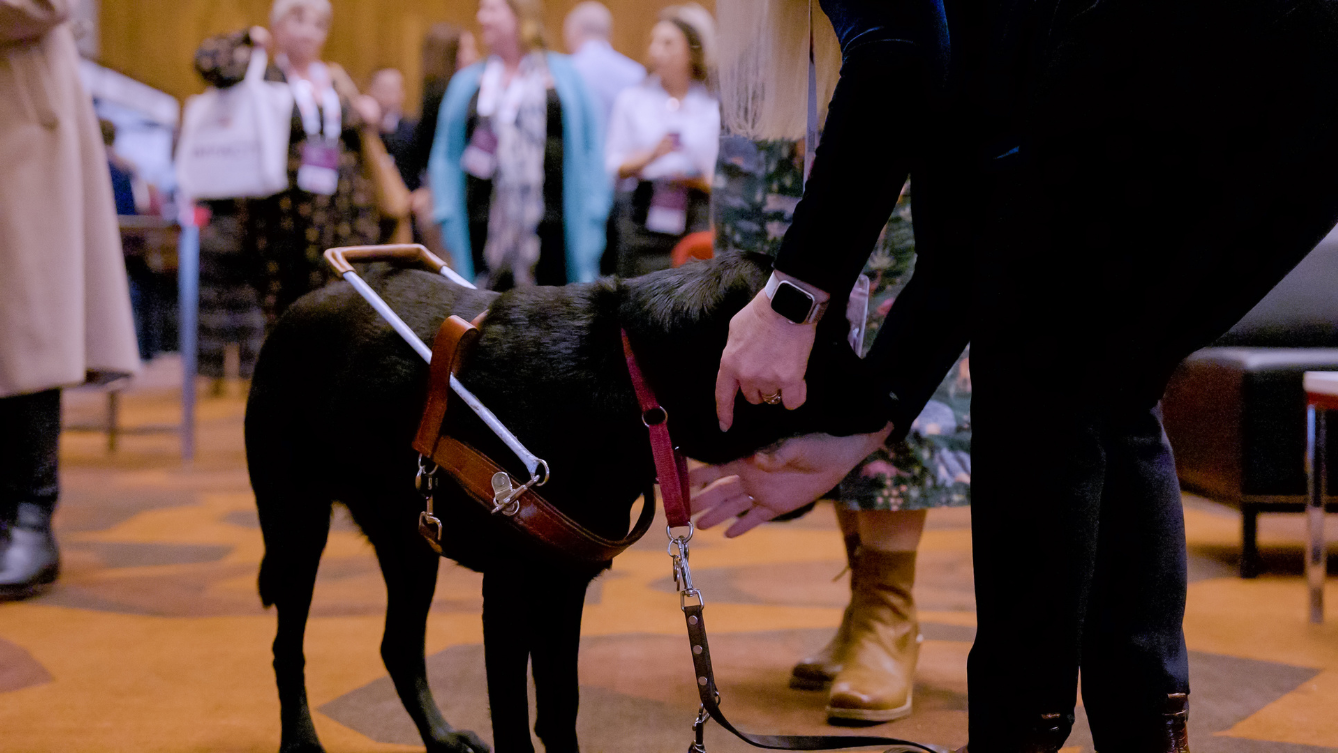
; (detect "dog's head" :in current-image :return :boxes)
[619,252,891,465]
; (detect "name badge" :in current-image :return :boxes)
[462,124,499,180]
[645,181,688,235]
[297,142,340,196]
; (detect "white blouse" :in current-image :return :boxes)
[604,77,721,187]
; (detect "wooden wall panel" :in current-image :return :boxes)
[99,0,713,111]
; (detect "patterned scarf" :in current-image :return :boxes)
[476,53,550,287]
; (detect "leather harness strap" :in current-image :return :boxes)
[414,316,477,456]
[414,315,655,564]
[433,434,656,562]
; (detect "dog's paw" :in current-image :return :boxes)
[429,730,490,753]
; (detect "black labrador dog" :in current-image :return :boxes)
[244,251,886,753]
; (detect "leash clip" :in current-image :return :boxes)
[668,525,703,610]
[416,455,444,551]
[686,704,709,753]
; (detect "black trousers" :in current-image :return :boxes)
[961,0,1338,748]
[0,390,61,520]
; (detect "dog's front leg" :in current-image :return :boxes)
[530,571,589,753]
[483,564,538,753]
[371,517,489,753]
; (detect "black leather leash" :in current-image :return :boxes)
[624,325,952,753]
[675,544,952,753]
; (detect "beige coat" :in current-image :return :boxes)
[0,1,140,398]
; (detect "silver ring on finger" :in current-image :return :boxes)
[760,390,783,405]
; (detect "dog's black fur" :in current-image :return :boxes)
[244,251,886,753]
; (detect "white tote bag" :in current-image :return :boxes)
[176,48,294,201]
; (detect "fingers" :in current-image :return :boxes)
[725,504,779,538]
[689,471,741,512]
[780,378,807,410]
[715,368,738,432]
[695,480,755,530]
[688,461,736,493]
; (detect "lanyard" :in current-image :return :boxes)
[290,76,342,143]
[805,0,819,184]
[476,55,541,126]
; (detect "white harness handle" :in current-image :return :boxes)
[325,245,547,482]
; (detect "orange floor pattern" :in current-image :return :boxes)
[2,357,1337,752]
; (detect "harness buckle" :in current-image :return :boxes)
[489,470,545,517]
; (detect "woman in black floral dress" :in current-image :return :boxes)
[193,0,378,383]
[714,134,969,724]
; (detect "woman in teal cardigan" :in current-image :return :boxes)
[427,0,610,287]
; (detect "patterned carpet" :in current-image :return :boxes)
[1,356,1337,753]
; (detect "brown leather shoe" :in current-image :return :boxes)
[1159,693,1191,753]
[825,549,919,722]
[790,533,860,690]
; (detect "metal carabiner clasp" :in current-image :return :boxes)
[416,455,444,551]
[416,456,440,497]
[667,523,703,609]
[686,704,709,753]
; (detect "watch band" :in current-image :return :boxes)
[763,273,828,325]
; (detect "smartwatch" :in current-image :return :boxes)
[763,273,827,325]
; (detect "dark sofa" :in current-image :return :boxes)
[1162,228,1338,577]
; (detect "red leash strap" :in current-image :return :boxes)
[621,329,692,529]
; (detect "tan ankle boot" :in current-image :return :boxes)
[791,533,861,690]
[825,549,919,722]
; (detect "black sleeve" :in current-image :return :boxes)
[775,0,987,436]
[407,82,448,188]
[773,0,948,298]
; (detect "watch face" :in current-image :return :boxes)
[771,281,815,324]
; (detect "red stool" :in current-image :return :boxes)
[671,230,715,267]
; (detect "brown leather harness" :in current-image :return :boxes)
[411,315,656,563]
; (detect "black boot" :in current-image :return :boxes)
[957,711,1073,753]
[0,503,60,600]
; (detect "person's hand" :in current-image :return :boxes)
[690,424,893,537]
[618,136,681,180]
[354,95,382,129]
[248,26,272,51]
[410,188,433,218]
[715,274,828,431]
[651,134,678,160]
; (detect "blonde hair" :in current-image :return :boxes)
[270,0,332,26]
[505,0,549,51]
[716,0,842,139]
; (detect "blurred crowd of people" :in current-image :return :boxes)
[0,0,727,596]
[185,0,721,379]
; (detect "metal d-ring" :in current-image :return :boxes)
[666,521,695,547]
[643,406,669,427]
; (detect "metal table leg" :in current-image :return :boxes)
[1306,405,1327,624]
